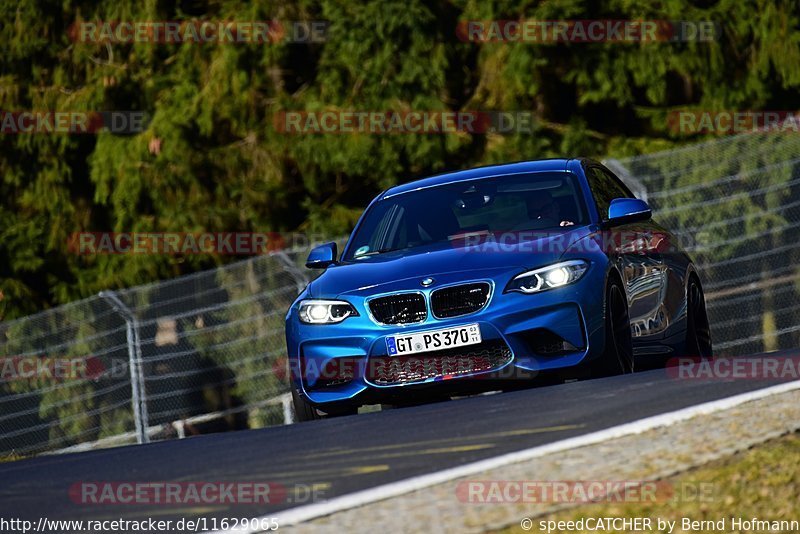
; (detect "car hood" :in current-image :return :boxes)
[309,226,592,298]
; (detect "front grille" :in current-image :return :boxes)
[368,293,427,325]
[430,282,491,318]
[367,340,512,386]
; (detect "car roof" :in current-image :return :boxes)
[381,158,583,199]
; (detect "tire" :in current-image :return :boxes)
[291,387,358,422]
[686,276,713,359]
[291,387,323,422]
[593,276,635,376]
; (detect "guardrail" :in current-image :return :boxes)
[0,246,312,457]
[47,393,293,455]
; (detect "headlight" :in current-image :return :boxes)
[505,260,589,294]
[298,299,358,324]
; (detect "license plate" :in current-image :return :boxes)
[386,324,481,356]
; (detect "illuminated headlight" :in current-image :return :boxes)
[299,299,358,324]
[505,260,589,294]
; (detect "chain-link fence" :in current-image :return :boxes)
[612,132,800,356]
[0,248,315,457]
[2,133,799,457]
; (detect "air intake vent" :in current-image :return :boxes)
[367,339,512,385]
[368,293,427,325]
[430,282,491,319]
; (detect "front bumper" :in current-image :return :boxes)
[286,270,605,407]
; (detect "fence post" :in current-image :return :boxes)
[274,250,310,294]
[99,291,150,444]
[273,252,305,425]
[281,393,295,425]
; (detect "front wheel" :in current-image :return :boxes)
[593,277,635,376]
[291,387,322,422]
[291,387,358,422]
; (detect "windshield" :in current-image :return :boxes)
[343,171,589,261]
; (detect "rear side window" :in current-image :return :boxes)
[587,167,634,221]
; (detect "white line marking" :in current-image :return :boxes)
[221,379,800,532]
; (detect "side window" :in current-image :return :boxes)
[587,167,633,220]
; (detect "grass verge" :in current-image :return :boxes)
[500,431,800,533]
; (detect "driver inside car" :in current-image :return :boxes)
[526,191,575,228]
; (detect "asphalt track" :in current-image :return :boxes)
[1,351,797,527]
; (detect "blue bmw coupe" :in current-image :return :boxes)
[285,158,712,421]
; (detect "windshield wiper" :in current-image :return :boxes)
[352,244,413,259]
[362,245,409,256]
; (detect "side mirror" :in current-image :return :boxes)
[606,198,652,226]
[306,242,338,269]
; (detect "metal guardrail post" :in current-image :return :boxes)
[99,290,150,444]
[274,250,310,294]
[282,394,295,425]
[272,251,305,424]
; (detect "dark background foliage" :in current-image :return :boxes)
[2,0,799,320]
